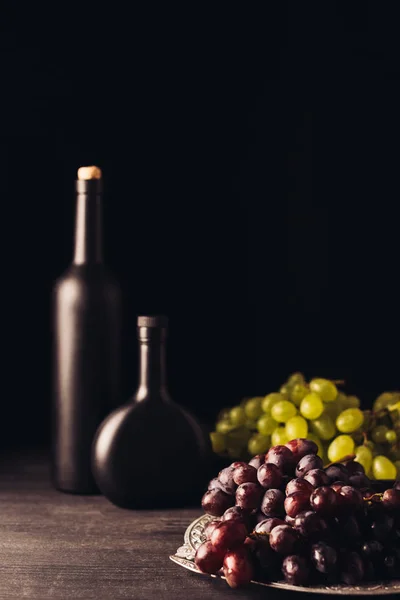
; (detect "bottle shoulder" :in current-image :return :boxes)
[54,265,121,294]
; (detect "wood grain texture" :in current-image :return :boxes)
[0,453,295,600]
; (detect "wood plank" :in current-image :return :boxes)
[0,453,294,599]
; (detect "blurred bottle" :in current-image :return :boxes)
[92,315,212,508]
[52,166,122,493]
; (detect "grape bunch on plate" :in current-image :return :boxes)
[196,438,400,589]
[210,373,400,479]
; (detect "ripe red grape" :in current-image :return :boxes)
[218,466,237,494]
[393,480,400,491]
[304,469,329,488]
[348,473,370,488]
[324,463,349,484]
[311,542,337,574]
[257,463,283,489]
[210,520,247,552]
[337,485,363,512]
[261,488,285,517]
[235,482,263,511]
[360,540,383,558]
[293,510,329,539]
[248,454,265,469]
[371,514,394,542]
[344,459,365,476]
[330,481,347,493]
[335,515,361,540]
[382,488,400,510]
[195,541,225,574]
[233,463,258,485]
[285,514,296,526]
[310,486,338,516]
[285,477,314,497]
[204,519,220,540]
[222,506,250,529]
[284,491,311,517]
[282,555,310,585]
[265,445,294,475]
[223,547,254,588]
[255,517,286,535]
[285,438,318,460]
[269,524,298,554]
[208,478,227,492]
[201,489,234,516]
[339,551,364,584]
[295,454,323,478]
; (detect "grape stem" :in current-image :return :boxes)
[364,492,383,503]
[325,454,356,468]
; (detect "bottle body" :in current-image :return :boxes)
[52,265,121,493]
[92,317,212,508]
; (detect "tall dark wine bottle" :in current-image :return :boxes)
[52,166,122,494]
[92,316,212,509]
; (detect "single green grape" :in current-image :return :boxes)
[285,415,308,439]
[362,410,374,432]
[257,414,278,436]
[300,393,324,420]
[210,431,226,454]
[262,392,285,414]
[287,372,305,387]
[351,429,364,445]
[373,392,397,413]
[354,445,373,474]
[227,427,250,445]
[271,400,297,423]
[385,429,397,444]
[372,455,397,480]
[372,443,385,457]
[371,424,389,444]
[306,433,324,459]
[216,420,235,434]
[322,402,341,421]
[244,397,263,420]
[244,419,257,431]
[309,378,338,403]
[229,406,246,426]
[336,408,364,434]
[217,408,231,421]
[389,446,400,461]
[271,427,289,446]
[364,440,375,452]
[248,433,270,455]
[290,383,309,407]
[311,414,336,441]
[279,385,290,400]
[335,391,347,409]
[327,434,355,463]
[346,395,361,409]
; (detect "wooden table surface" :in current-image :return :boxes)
[0,452,394,600]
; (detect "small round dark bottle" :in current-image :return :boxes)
[92,316,212,508]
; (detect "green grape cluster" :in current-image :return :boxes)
[210,373,400,480]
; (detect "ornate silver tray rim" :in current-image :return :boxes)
[170,514,400,595]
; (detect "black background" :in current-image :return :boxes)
[2,3,400,450]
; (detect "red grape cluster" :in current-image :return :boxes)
[197,438,400,589]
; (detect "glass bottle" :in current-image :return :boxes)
[52,166,121,493]
[92,316,211,508]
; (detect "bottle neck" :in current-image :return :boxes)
[73,179,103,265]
[137,329,167,397]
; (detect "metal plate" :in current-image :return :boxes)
[170,514,400,595]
